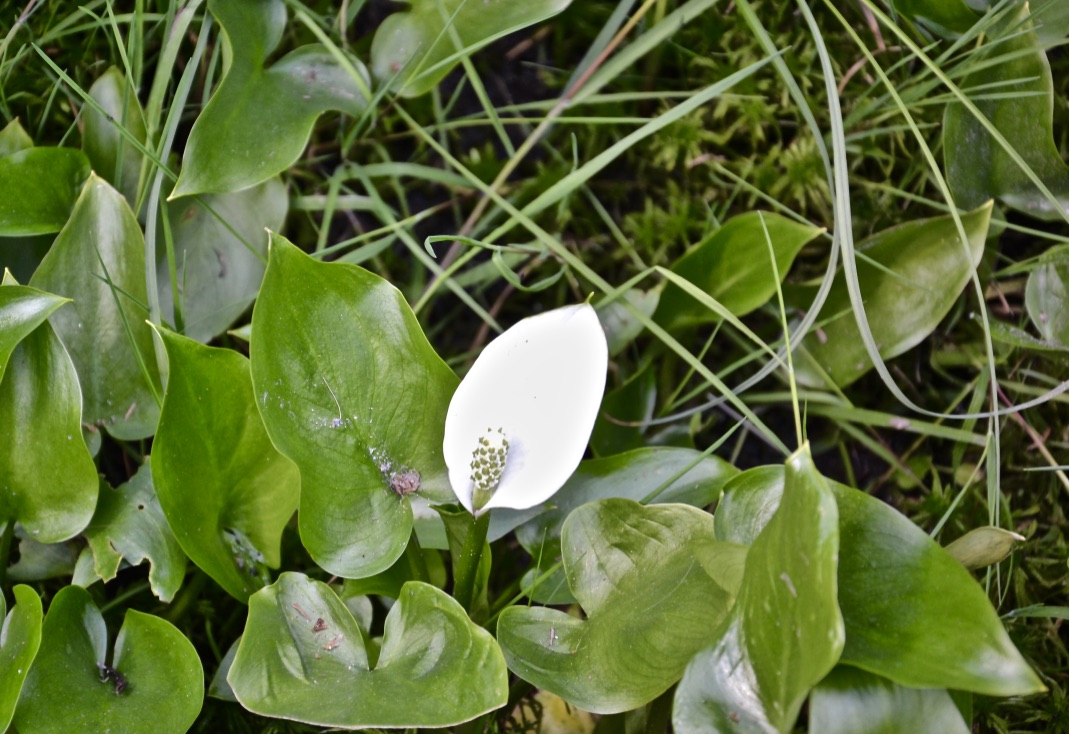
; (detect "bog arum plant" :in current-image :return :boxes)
[444,303,609,515]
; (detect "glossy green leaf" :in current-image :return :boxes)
[809,666,969,734]
[29,173,161,439]
[795,202,991,388]
[891,0,979,37]
[0,586,43,732]
[340,528,448,600]
[712,465,784,546]
[6,534,78,581]
[72,545,101,587]
[229,573,507,728]
[511,447,737,546]
[713,466,1045,697]
[85,460,187,602]
[498,499,745,714]
[0,121,91,236]
[0,118,33,156]
[506,446,738,604]
[370,0,572,97]
[597,287,660,356]
[341,550,425,601]
[172,0,370,197]
[208,639,240,702]
[83,67,147,204]
[0,283,68,379]
[944,4,1069,219]
[158,178,287,342]
[1030,0,1069,44]
[153,328,299,602]
[13,585,202,734]
[836,484,1042,695]
[591,365,656,456]
[0,284,97,542]
[945,526,1024,570]
[674,445,843,734]
[411,499,455,550]
[655,211,822,329]
[250,233,458,578]
[336,591,376,637]
[1025,255,1069,346]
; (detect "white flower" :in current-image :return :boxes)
[443,303,608,514]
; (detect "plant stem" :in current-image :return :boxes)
[453,510,490,613]
[164,569,207,624]
[99,580,152,615]
[404,529,430,584]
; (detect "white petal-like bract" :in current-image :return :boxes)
[443,303,608,514]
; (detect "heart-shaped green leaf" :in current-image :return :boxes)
[6,533,78,582]
[0,282,97,543]
[498,499,745,714]
[0,120,91,236]
[13,585,203,734]
[713,466,1044,697]
[655,211,823,329]
[370,0,572,97]
[674,445,843,734]
[171,0,370,197]
[944,4,1069,220]
[153,327,299,602]
[30,173,162,439]
[0,585,43,732]
[250,233,458,579]
[85,459,187,602]
[794,202,991,388]
[83,67,147,204]
[1025,253,1069,346]
[505,446,738,604]
[228,573,507,728]
[809,666,970,734]
[0,283,69,379]
[158,178,287,342]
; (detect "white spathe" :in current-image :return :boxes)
[444,303,608,514]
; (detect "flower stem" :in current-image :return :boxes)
[404,529,430,584]
[453,510,490,613]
